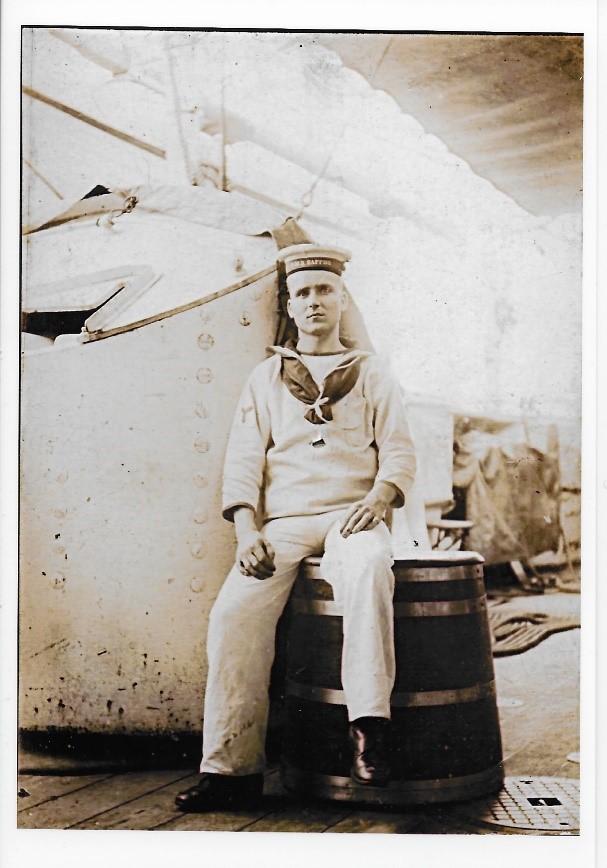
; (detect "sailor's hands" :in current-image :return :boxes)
[340,482,399,538]
[236,532,276,579]
[340,499,386,537]
[232,505,276,579]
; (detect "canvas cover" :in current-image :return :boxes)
[452,420,561,564]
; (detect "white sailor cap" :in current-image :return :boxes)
[278,243,351,277]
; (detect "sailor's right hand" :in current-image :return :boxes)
[236,532,276,580]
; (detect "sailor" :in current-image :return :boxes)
[176,243,417,811]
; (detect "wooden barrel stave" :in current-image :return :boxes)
[283,697,502,779]
[286,615,495,693]
[281,558,504,805]
[389,700,503,778]
[393,617,494,691]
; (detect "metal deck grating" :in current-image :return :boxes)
[453,777,579,832]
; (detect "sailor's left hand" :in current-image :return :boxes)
[340,496,387,538]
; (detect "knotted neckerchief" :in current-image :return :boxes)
[270,340,370,425]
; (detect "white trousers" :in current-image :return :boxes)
[199,510,395,776]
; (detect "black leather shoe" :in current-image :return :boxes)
[175,772,263,812]
[348,717,391,787]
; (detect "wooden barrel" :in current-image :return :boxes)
[280,554,504,806]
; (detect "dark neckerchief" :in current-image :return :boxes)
[270,339,370,425]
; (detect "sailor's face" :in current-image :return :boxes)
[286,270,348,336]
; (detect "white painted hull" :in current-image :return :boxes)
[20,265,281,734]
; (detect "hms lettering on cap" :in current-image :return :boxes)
[278,243,351,278]
[292,258,338,270]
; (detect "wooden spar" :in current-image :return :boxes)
[49,28,129,75]
[227,182,372,241]
[82,266,276,341]
[23,193,131,236]
[162,34,192,184]
[22,86,167,159]
[23,157,64,200]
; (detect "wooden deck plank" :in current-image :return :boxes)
[18,770,190,829]
[494,629,580,705]
[325,808,427,834]
[17,773,112,812]
[500,696,578,773]
[499,714,579,776]
[234,768,359,832]
[405,813,515,835]
[71,772,199,830]
[155,806,273,832]
[153,770,285,832]
[496,628,580,776]
[504,708,580,779]
[243,798,354,833]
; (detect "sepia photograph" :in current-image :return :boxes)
[1,2,600,865]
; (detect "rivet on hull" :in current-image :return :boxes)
[191,543,206,559]
[197,368,213,384]
[197,334,215,350]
